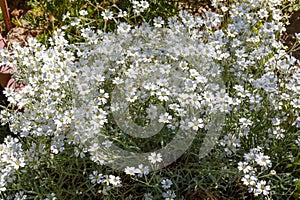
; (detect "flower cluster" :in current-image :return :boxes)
[0,137,25,192]
[212,0,299,196]
[238,147,272,196]
[161,179,176,200]
[124,164,150,177]
[89,171,122,187]
[0,0,298,198]
[143,178,176,200]
[89,170,122,195]
[0,5,231,193]
[65,7,230,169]
[131,0,150,15]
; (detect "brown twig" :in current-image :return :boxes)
[0,0,12,30]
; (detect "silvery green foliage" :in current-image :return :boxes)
[71,14,229,171]
[0,8,229,194]
[0,137,25,192]
[0,0,299,198]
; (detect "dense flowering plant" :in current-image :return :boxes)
[0,0,299,199]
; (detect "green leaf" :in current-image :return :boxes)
[293,162,300,166]
[11,17,22,27]
[285,163,293,169]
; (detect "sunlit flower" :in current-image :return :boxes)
[79,10,88,16]
[101,9,114,20]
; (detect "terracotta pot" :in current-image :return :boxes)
[0,65,16,88]
[0,73,11,88]
[0,34,9,88]
[0,34,24,111]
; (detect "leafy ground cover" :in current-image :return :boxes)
[0,0,300,199]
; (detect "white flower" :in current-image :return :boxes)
[146,105,158,120]
[239,118,253,127]
[70,18,80,26]
[257,8,269,19]
[238,162,253,174]
[254,180,271,196]
[117,23,132,34]
[272,127,285,139]
[14,191,27,200]
[139,1,149,9]
[3,87,14,97]
[108,175,121,187]
[296,137,300,147]
[102,140,112,148]
[188,117,204,131]
[79,10,88,16]
[117,10,128,18]
[101,10,114,20]
[124,166,137,176]
[148,152,162,164]
[137,164,149,177]
[62,11,70,21]
[158,113,172,123]
[44,193,57,200]
[144,193,153,200]
[272,118,281,126]
[157,88,170,101]
[295,33,300,41]
[162,190,176,200]
[153,17,164,28]
[241,174,257,186]
[161,179,173,189]
[89,171,103,184]
[96,89,109,105]
[101,185,111,195]
[255,153,272,169]
[132,0,149,15]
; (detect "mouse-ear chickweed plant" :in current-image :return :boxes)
[0,0,299,199]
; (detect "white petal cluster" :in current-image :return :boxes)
[0,0,298,197]
[238,147,272,196]
[0,7,230,190]
[0,137,25,192]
